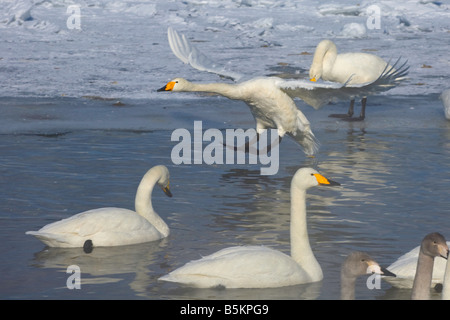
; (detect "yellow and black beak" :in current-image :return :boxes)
[314,173,340,186]
[162,182,172,198]
[157,81,176,92]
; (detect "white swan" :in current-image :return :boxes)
[158,167,340,289]
[442,249,450,299]
[309,39,408,121]
[158,28,406,156]
[440,89,450,120]
[26,165,172,248]
[340,251,396,300]
[384,238,449,290]
[410,233,449,300]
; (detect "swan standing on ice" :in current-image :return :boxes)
[158,28,406,156]
[159,167,340,289]
[340,251,396,300]
[440,89,450,120]
[309,39,408,121]
[409,233,449,300]
[26,165,172,249]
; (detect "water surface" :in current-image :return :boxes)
[1,94,449,300]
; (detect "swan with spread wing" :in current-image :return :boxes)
[158,27,408,156]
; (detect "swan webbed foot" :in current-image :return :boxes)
[329,98,366,122]
[328,113,354,119]
[341,115,365,122]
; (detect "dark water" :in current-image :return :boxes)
[0,94,449,300]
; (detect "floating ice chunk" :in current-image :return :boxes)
[340,23,367,38]
[318,4,362,16]
[3,0,33,25]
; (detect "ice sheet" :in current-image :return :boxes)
[0,0,448,100]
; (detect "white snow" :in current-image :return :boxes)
[0,0,448,99]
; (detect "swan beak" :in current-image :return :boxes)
[381,267,396,277]
[439,245,449,260]
[162,182,173,198]
[310,77,317,82]
[367,262,396,277]
[314,174,340,186]
[157,81,176,92]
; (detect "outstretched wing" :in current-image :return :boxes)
[279,58,409,109]
[167,27,245,82]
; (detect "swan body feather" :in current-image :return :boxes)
[26,165,172,248]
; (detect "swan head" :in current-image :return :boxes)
[149,165,172,198]
[420,232,449,260]
[309,67,321,82]
[342,252,396,278]
[309,39,337,82]
[157,78,190,92]
[292,167,340,190]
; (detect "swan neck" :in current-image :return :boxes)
[411,250,434,300]
[340,272,356,300]
[134,171,169,237]
[290,185,322,281]
[312,41,337,77]
[184,82,240,99]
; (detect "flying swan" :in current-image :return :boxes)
[26,165,172,249]
[158,27,406,156]
[158,167,340,289]
[309,39,409,121]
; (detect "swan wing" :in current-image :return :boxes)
[167,27,245,82]
[287,109,320,156]
[279,57,409,109]
[278,79,346,110]
[159,246,307,288]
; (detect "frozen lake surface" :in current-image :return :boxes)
[0,0,449,301]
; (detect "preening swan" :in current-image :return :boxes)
[158,28,406,156]
[309,39,409,121]
[340,251,395,300]
[384,238,450,289]
[410,233,449,300]
[440,89,450,120]
[26,165,172,248]
[158,167,340,289]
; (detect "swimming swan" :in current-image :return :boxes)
[158,167,340,289]
[26,165,172,248]
[158,28,405,156]
[340,251,395,300]
[440,89,450,120]
[410,233,449,300]
[309,39,409,121]
[384,236,449,290]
